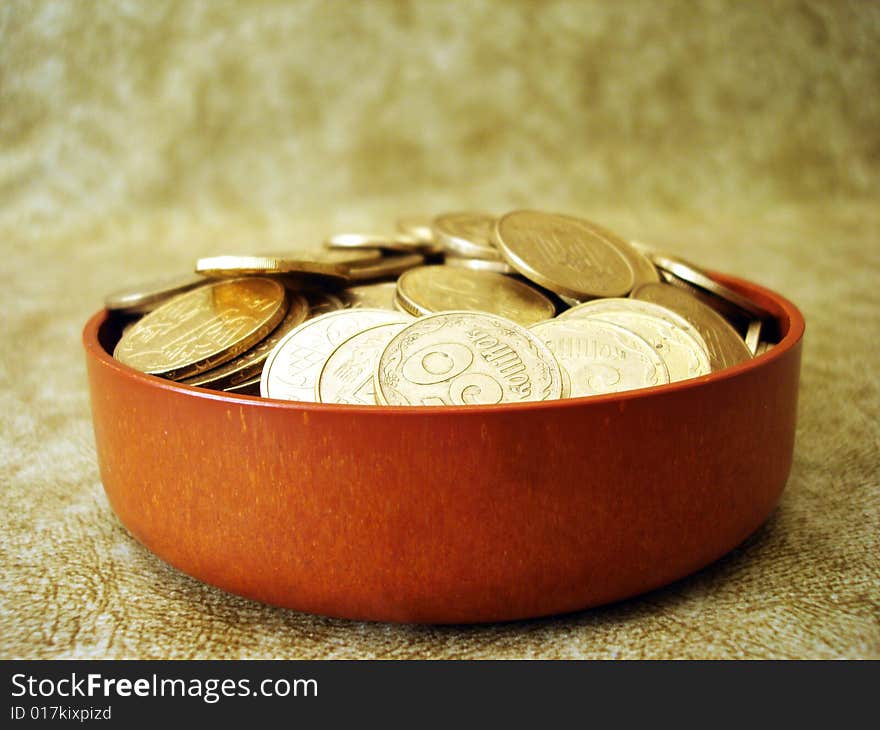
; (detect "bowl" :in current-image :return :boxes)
[83,271,804,623]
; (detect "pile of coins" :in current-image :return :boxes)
[108,211,777,406]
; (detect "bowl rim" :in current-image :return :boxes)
[83,270,805,417]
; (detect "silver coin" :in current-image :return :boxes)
[316,321,411,404]
[559,298,711,382]
[530,318,669,397]
[261,308,413,401]
[376,311,564,406]
[745,320,762,355]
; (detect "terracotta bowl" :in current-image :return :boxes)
[83,272,804,624]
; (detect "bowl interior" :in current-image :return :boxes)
[89,271,804,410]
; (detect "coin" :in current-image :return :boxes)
[395,265,555,326]
[261,308,414,401]
[325,232,427,253]
[376,311,564,406]
[195,248,381,281]
[559,294,585,308]
[342,281,399,310]
[105,274,208,315]
[392,292,413,315]
[347,252,425,281]
[316,321,411,404]
[397,215,445,256]
[432,212,501,260]
[223,377,261,396]
[180,292,310,389]
[631,283,753,370]
[492,210,635,299]
[558,298,711,381]
[530,318,669,397]
[114,278,288,380]
[658,269,750,331]
[745,320,762,356]
[306,291,345,318]
[577,219,660,288]
[444,255,516,275]
[397,215,436,243]
[651,253,773,322]
[755,341,775,357]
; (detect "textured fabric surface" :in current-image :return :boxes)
[1,1,878,659]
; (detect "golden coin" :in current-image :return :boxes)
[397,215,436,242]
[342,281,399,310]
[180,293,310,389]
[492,210,635,299]
[347,252,424,281]
[432,212,501,260]
[261,248,384,267]
[376,311,564,406]
[745,320,762,355]
[631,283,753,370]
[396,215,445,256]
[651,253,773,322]
[658,269,750,330]
[195,248,381,281]
[559,294,585,308]
[306,291,345,318]
[114,278,287,380]
[392,292,413,315]
[530,318,669,397]
[261,308,414,401]
[316,321,411,404]
[223,377,261,396]
[558,298,711,382]
[576,219,660,288]
[444,254,516,275]
[325,232,428,253]
[395,265,555,326]
[105,274,207,315]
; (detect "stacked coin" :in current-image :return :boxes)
[108,210,777,403]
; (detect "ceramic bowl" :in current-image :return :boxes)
[83,272,804,623]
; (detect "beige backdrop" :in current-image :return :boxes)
[1,0,878,658]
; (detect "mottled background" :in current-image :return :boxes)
[1,0,878,658]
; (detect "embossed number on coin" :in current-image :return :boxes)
[376,311,563,406]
